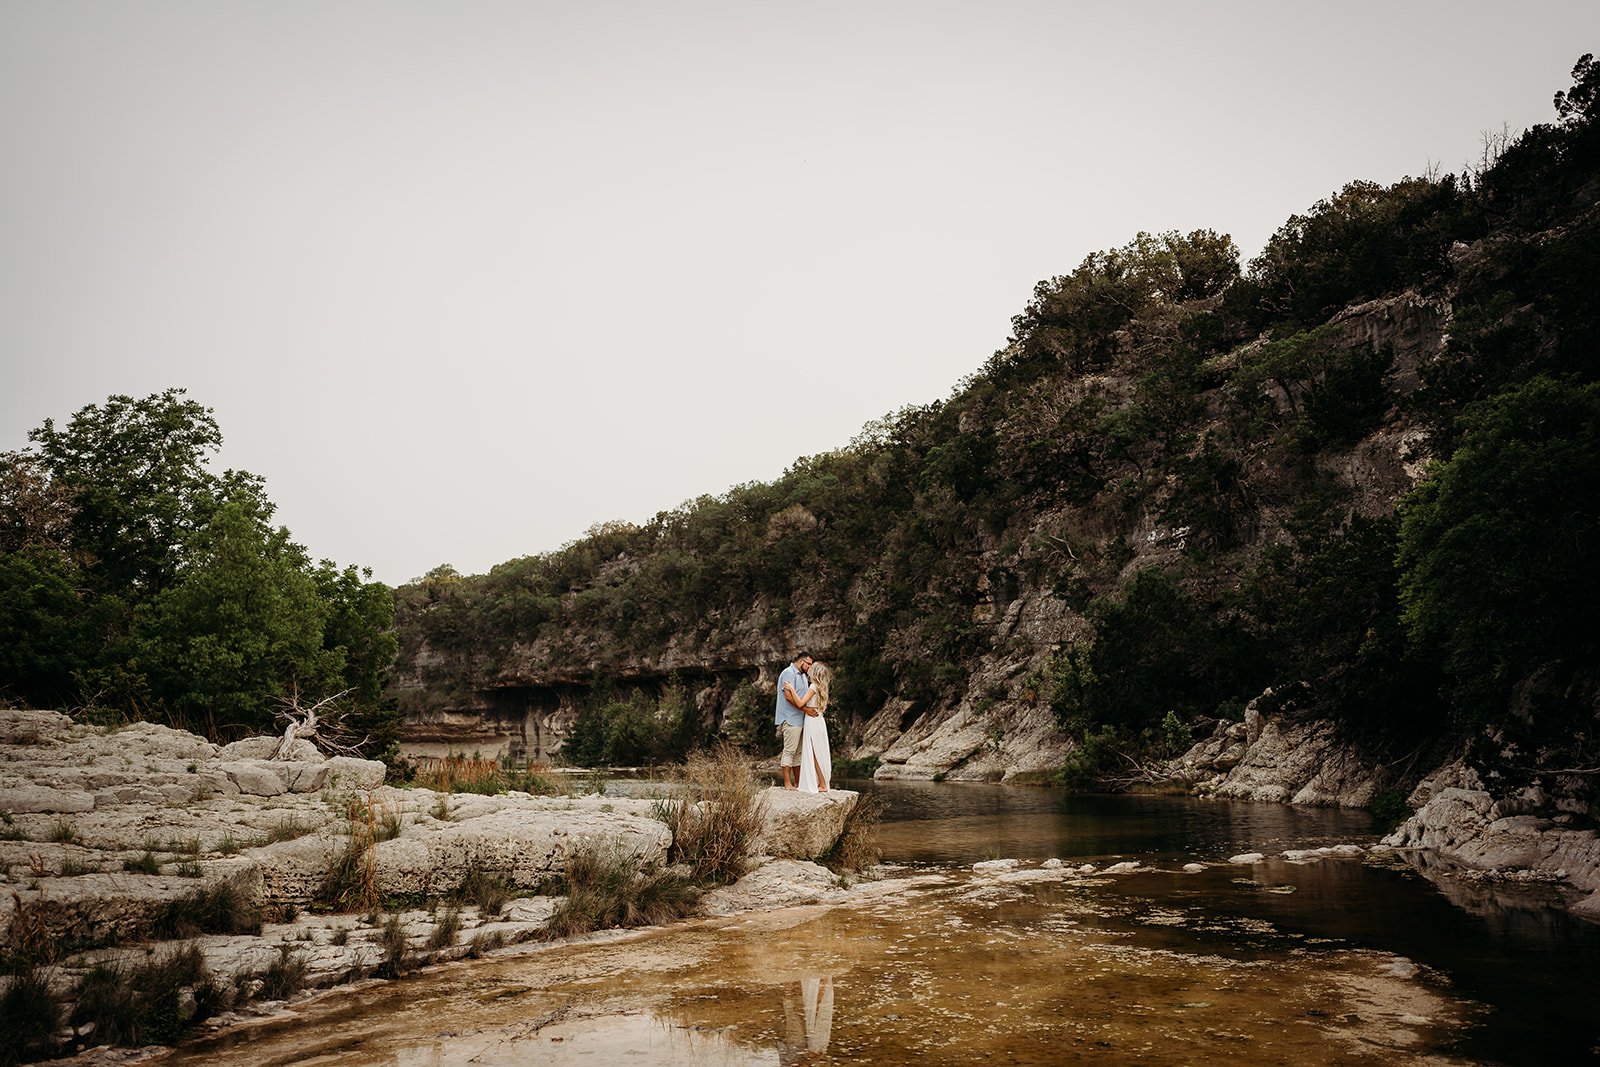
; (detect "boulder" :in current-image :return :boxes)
[325,756,387,790]
[218,760,288,797]
[754,788,858,859]
[699,858,843,916]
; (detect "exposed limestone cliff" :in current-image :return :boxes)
[391,289,1453,785]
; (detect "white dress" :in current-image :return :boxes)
[796,692,831,793]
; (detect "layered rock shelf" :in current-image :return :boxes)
[0,707,860,1040]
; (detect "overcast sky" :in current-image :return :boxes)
[3,2,1595,585]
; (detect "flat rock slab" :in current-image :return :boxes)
[700,858,843,916]
[0,784,96,813]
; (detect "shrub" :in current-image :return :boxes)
[1369,790,1412,833]
[543,845,700,939]
[155,877,262,938]
[46,819,77,845]
[1,966,61,1066]
[256,944,307,1001]
[70,945,219,1047]
[654,746,766,885]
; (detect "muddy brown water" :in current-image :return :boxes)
[164,782,1600,1065]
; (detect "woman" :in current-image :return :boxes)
[796,661,833,793]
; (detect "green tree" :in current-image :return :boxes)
[1,390,396,747]
[130,496,338,733]
[29,389,266,597]
[1398,376,1600,731]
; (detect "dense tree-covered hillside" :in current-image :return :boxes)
[392,55,1599,792]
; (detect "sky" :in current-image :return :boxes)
[3,2,1596,586]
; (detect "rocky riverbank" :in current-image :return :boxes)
[0,707,860,1059]
[1169,694,1600,920]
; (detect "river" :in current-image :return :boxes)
[165,781,1600,1065]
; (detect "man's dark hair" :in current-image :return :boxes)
[793,651,811,662]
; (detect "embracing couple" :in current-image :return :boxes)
[774,651,832,792]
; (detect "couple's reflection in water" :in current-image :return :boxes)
[778,974,835,1063]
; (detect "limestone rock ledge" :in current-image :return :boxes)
[0,709,858,951]
[1381,773,1600,915]
[1171,691,1383,808]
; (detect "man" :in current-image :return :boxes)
[774,652,814,789]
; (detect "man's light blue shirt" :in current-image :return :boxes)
[775,664,809,728]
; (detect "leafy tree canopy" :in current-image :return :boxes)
[1,390,397,746]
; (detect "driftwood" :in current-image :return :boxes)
[271,685,367,759]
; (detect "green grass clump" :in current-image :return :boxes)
[70,945,225,1048]
[123,851,161,875]
[1,965,62,1065]
[543,845,700,940]
[155,877,262,939]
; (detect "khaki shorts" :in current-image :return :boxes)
[778,722,803,766]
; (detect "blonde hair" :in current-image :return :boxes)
[808,662,832,713]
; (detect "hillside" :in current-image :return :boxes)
[391,57,1600,808]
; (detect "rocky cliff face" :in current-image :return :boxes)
[391,288,1453,782]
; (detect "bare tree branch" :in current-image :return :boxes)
[272,684,367,759]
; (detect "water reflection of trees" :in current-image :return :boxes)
[780,975,834,1063]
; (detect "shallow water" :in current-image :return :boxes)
[165,783,1600,1065]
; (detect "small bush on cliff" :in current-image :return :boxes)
[155,876,261,938]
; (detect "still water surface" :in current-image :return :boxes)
[167,781,1600,1065]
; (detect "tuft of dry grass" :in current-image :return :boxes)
[819,790,884,872]
[426,905,461,949]
[374,913,410,978]
[315,791,398,912]
[543,845,700,939]
[654,745,767,885]
[5,892,54,969]
[456,862,514,917]
[255,944,308,1001]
